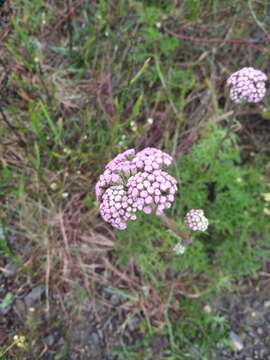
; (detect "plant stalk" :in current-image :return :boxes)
[159,213,192,246]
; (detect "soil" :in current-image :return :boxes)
[65,272,270,360]
[1,253,270,359]
[66,292,141,360]
[213,273,270,360]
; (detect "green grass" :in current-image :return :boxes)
[1,0,270,358]
[116,123,268,276]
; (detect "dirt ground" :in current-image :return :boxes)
[1,255,270,359]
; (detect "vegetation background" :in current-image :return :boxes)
[0,0,270,359]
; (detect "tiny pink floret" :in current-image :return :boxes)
[143,206,152,214]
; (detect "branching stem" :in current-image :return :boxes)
[159,213,192,246]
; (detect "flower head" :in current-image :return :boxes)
[99,185,137,230]
[227,67,267,104]
[13,335,26,349]
[96,148,177,229]
[184,209,208,232]
[173,242,186,255]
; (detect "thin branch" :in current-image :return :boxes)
[159,213,193,246]
[163,26,270,52]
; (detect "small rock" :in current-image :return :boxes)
[203,304,212,314]
[44,335,54,347]
[101,287,112,299]
[97,329,103,340]
[230,331,244,351]
[24,286,45,305]
[259,348,267,358]
[257,327,263,335]
[265,313,270,324]
[127,315,140,332]
[56,337,65,347]
[0,305,11,315]
[89,333,99,345]
[110,294,122,306]
[3,263,17,277]
[248,330,256,338]
[264,300,270,308]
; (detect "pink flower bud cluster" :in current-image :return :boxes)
[99,185,137,230]
[127,170,177,216]
[227,67,267,104]
[96,148,177,229]
[184,209,208,232]
[95,149,135,202]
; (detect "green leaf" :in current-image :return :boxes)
[0,293,14,310]
[184,0,201,20]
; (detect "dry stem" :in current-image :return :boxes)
[159,213,192,246]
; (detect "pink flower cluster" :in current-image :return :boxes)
[127,170,177,216]
[99,185,137,230]
[227,67,267,104]
[184,209,208,232]
[96,148,177,229]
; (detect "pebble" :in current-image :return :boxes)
[264,300,270,308]
[44,335,54,347]
[230,331,244,351]
[89,333,99,345]
[265,313,270,324]
[3,263,17,277]
[203,304,212,314]
[24,286,45,305]
[0,305,11,315]
[97,329,103,340]
[110,294,122,306]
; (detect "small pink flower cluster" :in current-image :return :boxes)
[227,67,267,104]
[127,170,177,216]
[184,209,208,232]
[99,185,138,229]
[96,148,177,229]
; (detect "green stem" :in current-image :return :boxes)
[159,213,192,246]
[0,340,16,356]
[203,115,235,172]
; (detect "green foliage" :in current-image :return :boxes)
[184,0,202,20]
[0,225,30,271]
[114,298,229,359]
[1,0,270,359]
[169,299,229,359]
[116,123,266,282]
[115,124,267,358]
